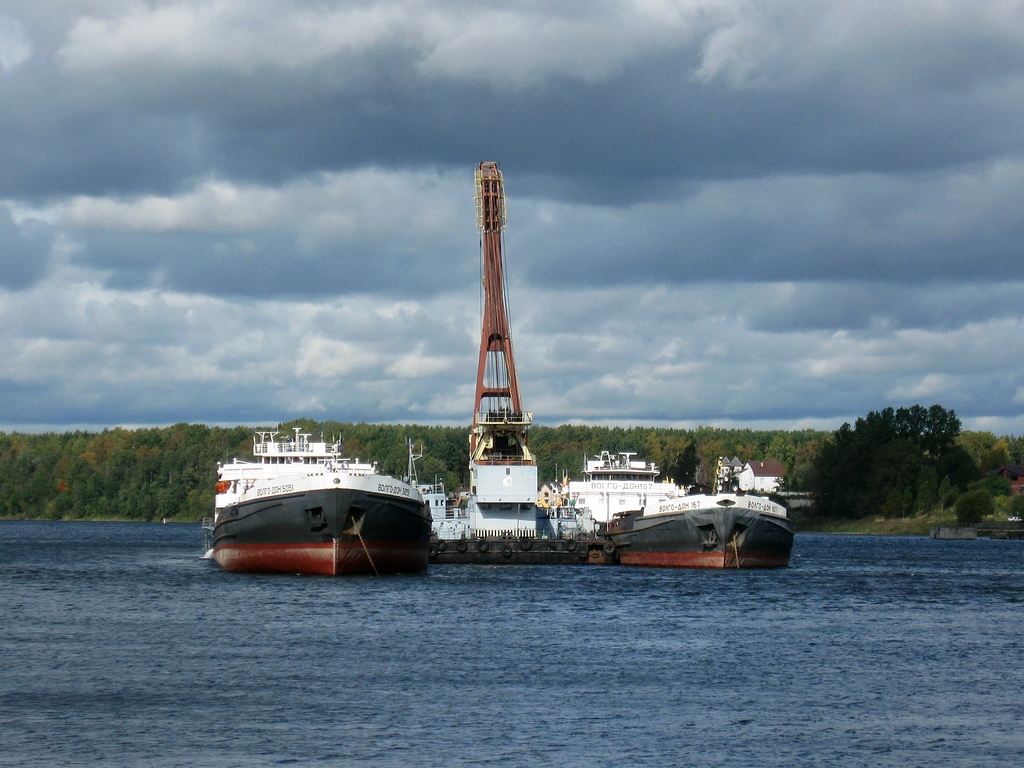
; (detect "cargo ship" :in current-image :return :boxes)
[207,429,431,575]
[606,458,793,568]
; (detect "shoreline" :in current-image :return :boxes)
[794,512,958,536]
[0,516,196,524]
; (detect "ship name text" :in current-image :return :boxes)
[377,482,411,497]
[659,499,705,513]
[587,482,656,491]
[257,483,295,497]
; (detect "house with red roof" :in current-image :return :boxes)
[737,460,787,493]
[987,465,1024,494]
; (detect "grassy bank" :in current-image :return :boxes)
[793,510,959,536]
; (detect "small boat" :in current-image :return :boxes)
[606,458,794,568]
[208,429,431,575]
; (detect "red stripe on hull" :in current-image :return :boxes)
[619,550,790,569]
[213,541,428,575]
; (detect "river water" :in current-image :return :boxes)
[1,521,1022,767]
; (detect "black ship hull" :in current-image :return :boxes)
[211,486,431,575]
[608,501,794,568]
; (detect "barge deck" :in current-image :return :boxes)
[429,536,617,565]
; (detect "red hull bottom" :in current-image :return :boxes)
[619,550,790,569]
[212,540,428,575]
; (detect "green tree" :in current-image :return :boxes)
[1008,493,1024,519]
[957,431,999,466]
[811,404,970,519]
[915,464,939,515]
[1006,436,1024,464]
[956,490,994,526]
[938,476,958,508]
[863,439,923,518]
[978,475,1012,497]
[979,439,1011,473]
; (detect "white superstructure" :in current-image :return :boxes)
[214,429,383,512]
[566,451,681,524]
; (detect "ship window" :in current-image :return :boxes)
[506,468,511,475]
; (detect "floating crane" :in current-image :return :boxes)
[427,162,599,552]
[467,162,538,534]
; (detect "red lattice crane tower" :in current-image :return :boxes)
[469,162,535,504]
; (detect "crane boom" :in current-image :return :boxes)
[470,162,533,472]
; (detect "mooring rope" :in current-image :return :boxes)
[355,521,380,576]
[341,512,380,576]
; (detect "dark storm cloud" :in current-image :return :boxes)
[73,226,478,297]
[511,160,1024,289]
[0,67,211,199]
[0,204,52,289]
[2,3,1022,201]
[2,6,1017,298]
[742,282,1024,334]
[2,1,1024,432]
[1,1,1021,293]
[0,375,265,427]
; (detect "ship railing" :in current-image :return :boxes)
[475,529,537,540]
[473,529,585,541]
[474,409,533,426]
[541,505,583,520]
[253,441,328,455]
[221,462,268,477]
[472,455,535,465]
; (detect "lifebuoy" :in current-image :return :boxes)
[456,540,468,553]
[477,540,490,553]
[519,538,532,551]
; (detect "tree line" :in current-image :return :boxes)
[0,406,1020,522]
[808,405,1024,523]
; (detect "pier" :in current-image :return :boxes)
[930,522,1024,540]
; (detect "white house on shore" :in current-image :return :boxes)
[736,460,786,493]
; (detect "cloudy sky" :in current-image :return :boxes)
[1,0,1023,435]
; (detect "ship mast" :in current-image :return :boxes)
[470,162,534,469]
